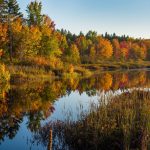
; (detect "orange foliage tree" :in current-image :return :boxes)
[96,36,113,59]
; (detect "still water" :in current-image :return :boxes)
[0,70,150,150]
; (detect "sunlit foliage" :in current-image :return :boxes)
[0,0,149,71]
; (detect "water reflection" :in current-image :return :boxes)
[0,70,150,149]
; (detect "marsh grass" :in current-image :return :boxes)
[7,64,55,82]
[35,90,150,150]
[6,57,93,82]
[82,60,150,71]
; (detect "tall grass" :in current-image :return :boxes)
[7,64,55,83]
[36,90,150,150]
[82,60,150,71]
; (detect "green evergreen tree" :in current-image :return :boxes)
[0,0,22,23]
[0,0,7,22]
[7,0,22,17]
[26,1,43,26]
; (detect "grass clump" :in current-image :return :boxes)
[42,90,150,150]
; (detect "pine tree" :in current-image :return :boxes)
[0,0,7,22]
[0,0,22,23]
[7,0,22,17]
[26,1,43,26]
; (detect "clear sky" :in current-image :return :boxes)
[17,0,150,39]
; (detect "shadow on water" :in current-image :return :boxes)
[0,70,150,149]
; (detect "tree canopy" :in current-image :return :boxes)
[0,0,149,65]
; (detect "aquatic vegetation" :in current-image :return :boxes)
[37,90,150,150]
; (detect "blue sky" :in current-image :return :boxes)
[17,0,150,39]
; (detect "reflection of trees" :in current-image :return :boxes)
[113,73,128,89]
[0,84,23,141]
[128,71,147,87]
[0,81,60,141]
[77,71,150,93]
[0,115,23,142]
[0,70,150,145]
[27,111,44,132]
[35,90,150,150]
[0,83,10,116]
[99,73,113,90]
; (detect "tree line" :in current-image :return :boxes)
[0,0,150,67]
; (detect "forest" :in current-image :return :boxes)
[0,0,150,82]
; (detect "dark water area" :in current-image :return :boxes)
[0,70,150,150]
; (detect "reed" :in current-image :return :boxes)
[40,90,150,150]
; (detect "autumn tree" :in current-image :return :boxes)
[42,15,55,31]
[0,23,8,56]
[28,26,42,55]
[15,25,41,58]
[112,39,120,59]
[147,49,150,60]
[11,18,42,59]
[119,41,129,60]
[39,33,61,58]
[10,17,23,57]
[0,0,22,61]
[76,35,88,55]
[65,44,80,64]
[89,45,96,63]
[130,43,146,60]
[96,36,113,59]
[53,30,68,54]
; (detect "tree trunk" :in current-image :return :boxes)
[8,15,13,62]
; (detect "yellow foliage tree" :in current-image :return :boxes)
[120,48,128,59]
[11,18,22,33]
[0,23,8,52]
[96,37,113,59]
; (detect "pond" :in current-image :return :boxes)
[0,69,150,150]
